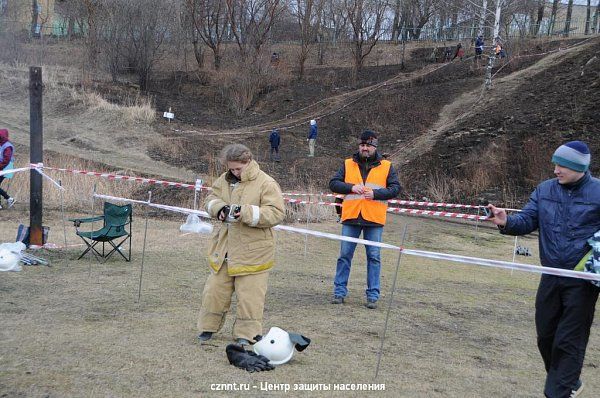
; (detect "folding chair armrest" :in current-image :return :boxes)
[69,216,105,223]
[69,215,105,227]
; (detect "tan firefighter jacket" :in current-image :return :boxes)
[205,160,285,276]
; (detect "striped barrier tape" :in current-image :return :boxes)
[93,193,600,282]
[36,164,209,191]
[284,192,521,212]
[285,197,490,221]
[34,163,519,213]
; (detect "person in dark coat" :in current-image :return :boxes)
[0,129,15,210]
[269,129,281,161]
[487,141,600,398]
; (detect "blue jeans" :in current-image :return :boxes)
[334,224,383,301]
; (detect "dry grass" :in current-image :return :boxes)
[70,90,156,126]
[1,208,598,397]
[0,61,155,127]
[6,153,140,212]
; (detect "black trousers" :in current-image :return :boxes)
[0,176,9,200]
[536,274,599,398]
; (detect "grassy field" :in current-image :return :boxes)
[1,207,598,397]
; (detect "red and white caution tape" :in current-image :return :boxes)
[36,163,519,214]
[93,193,600,282]
[387,207,488,221]
[38,164,209,191]
[284,192,520,212]
[284,198,490,221]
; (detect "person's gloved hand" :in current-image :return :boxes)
[217,205,230,222]
[226,344,275,372]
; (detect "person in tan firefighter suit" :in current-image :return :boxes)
[197,143,285,346]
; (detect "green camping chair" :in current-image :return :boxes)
[70,202,133,263]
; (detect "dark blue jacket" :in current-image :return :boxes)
[475,37,484,50]
[308,124,317,139]
[502,172,600,269]
[269,131,280,148]
[329,152,401,226]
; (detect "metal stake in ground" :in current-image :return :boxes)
[59,179,68,262]
[88,184,97,278]
[137,191,152,302]
[375,224,408,379]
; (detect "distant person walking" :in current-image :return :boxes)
[308,119,317,157]
[0,129,16,210]
[487,141,600,398]
[269,128,281,161]
[475,35,484,67]
[452,43,465,61]
[329,130,401,309]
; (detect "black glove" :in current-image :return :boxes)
[217,205,230,221]
[226,344,275,373]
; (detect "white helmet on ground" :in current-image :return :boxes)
[253,327,295,365]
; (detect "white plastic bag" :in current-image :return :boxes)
[180,214,213,234]
[0,242,26,272]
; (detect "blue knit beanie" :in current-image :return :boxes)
[551,141,591,172]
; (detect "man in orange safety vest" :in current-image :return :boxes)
[329,130,401,309]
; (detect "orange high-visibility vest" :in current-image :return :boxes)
[341,158,391,225]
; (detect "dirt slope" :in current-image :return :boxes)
[399,37,600,201]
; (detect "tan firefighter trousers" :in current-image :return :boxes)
[197,262,269,341]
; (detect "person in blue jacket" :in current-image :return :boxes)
[269,128,281,161]
[307,119,317,157]
[475,35,484,67]
[487,141,600,398]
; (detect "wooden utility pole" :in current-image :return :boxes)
[30,67,43,246]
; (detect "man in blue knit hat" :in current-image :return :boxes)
[487,140,600,398]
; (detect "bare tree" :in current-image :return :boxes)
[315,0,349,65]
[405,0,438,40]
[226,0,284,59]
[344,0,389,81]
[55,0,87,39]
[186,0,229,69]
[532,0,544,36]
[548,0,559,35]
[564,0,574,36]
[585,0,591,35]
[477,0,487,37]
[95,0,175,90]
[293,0,325,79]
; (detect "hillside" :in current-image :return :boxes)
[1,37,599,205]
[144,37,599,206]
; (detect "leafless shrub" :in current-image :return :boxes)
[426,170,453,202]
[214,54,291,116]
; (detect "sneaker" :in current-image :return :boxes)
[197,331,213,342]
[331,296,344,304]
[236,338,250,346]
[365,299,378,309]
[7,197,15,208]
[570,380,584,398]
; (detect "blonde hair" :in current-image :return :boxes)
[220,143,253,165]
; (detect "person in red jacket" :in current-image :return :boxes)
[0,129,15,210]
